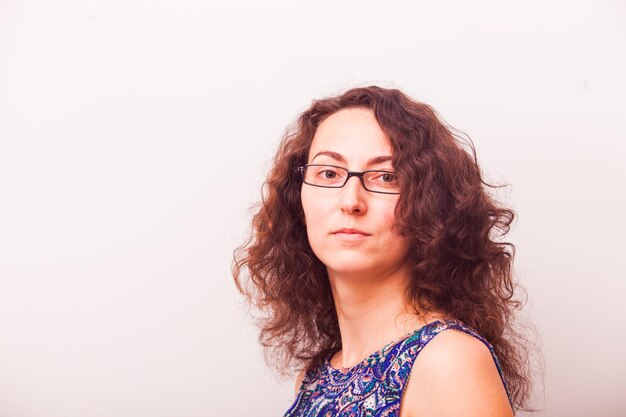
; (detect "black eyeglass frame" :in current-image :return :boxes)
[297,164,401,195]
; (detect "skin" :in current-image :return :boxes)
[296,107,514,417]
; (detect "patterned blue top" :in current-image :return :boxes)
[284,319,513,417]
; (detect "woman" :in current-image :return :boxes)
[233,86,536,416]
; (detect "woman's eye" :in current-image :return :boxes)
[380,173,398,183]
[321,170,336,179]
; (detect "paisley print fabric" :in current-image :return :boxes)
[283,319,513,417]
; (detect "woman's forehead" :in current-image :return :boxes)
[309,108,393,163]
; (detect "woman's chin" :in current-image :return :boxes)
[323,257,378,276]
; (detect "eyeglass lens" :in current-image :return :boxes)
[302,165,400,194]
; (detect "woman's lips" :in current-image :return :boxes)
[332,232,369,241]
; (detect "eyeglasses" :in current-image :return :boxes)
[298,164,401,194]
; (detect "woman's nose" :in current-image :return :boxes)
[339,175,367,214]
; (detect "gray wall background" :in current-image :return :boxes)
[0,0,624,416]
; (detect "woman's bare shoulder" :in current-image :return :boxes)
[400,329,514,417]
[294,369,306,395]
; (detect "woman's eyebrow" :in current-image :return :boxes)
[311,151,393,166]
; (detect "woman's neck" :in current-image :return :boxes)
[327,263,441,369]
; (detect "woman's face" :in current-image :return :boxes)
[301,107,411,280]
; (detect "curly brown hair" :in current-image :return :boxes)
[232,85,540,413]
